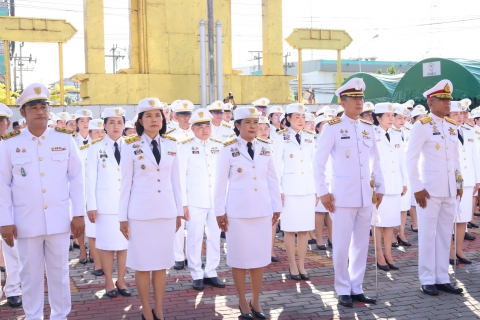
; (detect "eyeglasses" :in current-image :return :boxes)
[211,110,224,114]
[272,115,281,119]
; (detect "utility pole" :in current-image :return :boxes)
[105,44,125,74]
[13,42,36,91]
[248,51,262,72]
[283,52,294,75]
[207,0,215,104]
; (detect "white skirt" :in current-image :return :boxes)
[96,214,128,251]
[226,216,271,269]
[457,187,473,223]
[127,218,176,271]
[373,194,401,227]
[85,216,96,238]
[401,185,411,211]
[281,194,315,232]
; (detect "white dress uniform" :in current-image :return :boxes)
[210,121,235,142]
[215,135,282,269]
[179,125,223,280]
[313,78,385,296]
[0,124,85,319]
[373,124,407,227]
[273,122,316,232]
[119,129,183,270]
[86,135,128,250]
[406,80,460,286]
[397,123,413,210]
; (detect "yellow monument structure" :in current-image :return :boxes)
[72,0,293,105]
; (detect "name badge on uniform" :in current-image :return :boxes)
[448,127,456,136]
[134,149,144,155]
[259,147,270,156]
[340,129,350,139]
[192,146,199,154]
[168,151,176,156]
[395,144,400,148]
[433,132,441,135]
[304,139,312,144]
[362,130,371,140]
[284,132,291,141]
[52,147,66,152]
[211,147,219,154]
[231,147,240,157]
[468,138,474,143]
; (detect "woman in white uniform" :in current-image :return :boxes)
[86,108,131,298]
[216,107,281,320]
[119,98,183,320]
[313,113,333,250]
[448,102,480,265]
[273,103,316,280]
[372,103,408,271]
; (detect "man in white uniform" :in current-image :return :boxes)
[0,83,85,319]
[252,97,269,117]
[0,103,22,308]
[178,108,225,290]
[406,79,463,296]
[314,78,385,307]
[208,100,235,142]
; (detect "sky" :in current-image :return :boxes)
[4,0,480,85]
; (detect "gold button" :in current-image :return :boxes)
[253,177,257,180]
[41,136,45,140]
[252,166,256,169]
[448,169,451,172]
[464,158,467,160]
[44,205,48,209]
[390,150,392,152]
[157,169,160,172]
[42,189,46,193]
[446,146,449,149]
[392,170,395,173]
[208,164,210,167]
[463,150,466,152]
[117,168,120,171]
[392,161,394,163]
[300,148,302,150]
[118,178,121,181]
[447,158,450,161]
[157,179,160,182]
[38,142,42,146]
[39,157,43,161]
[40,173,45,177]
[209,174,212,177]
[205,154,208,157]
[301,160,303,162]
[254,188,258,191]
[301,172,304,174]
[158,190,161,193]
[32,137,36,141]
[210,185,212,188]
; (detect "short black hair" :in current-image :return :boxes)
[284,113,293,127]
[233,119,242,136]
[412,115,420,123]
[21,99,48,110]
[191,121,211,127]
[135,110,167,136]
[373,112,383,126]
[315,122,322,134]
[12,121,19,127]
[360,111,372,117]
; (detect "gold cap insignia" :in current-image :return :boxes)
[262,100,265,105]
[34,87,41,94]
[249,107,256,115]
[71,115,76,119]
[403,109,407,115]
[61,113,66,119]
[148,100,155,107]
[217,103,221,108]
[115,108,122,116]
[299,105,304,112]
[444,83,451,93]
[199,112,204,118]
[277,107,282,111]
[184,103,188,109]
[98,121,102,127]
[389,105,393,111]
[82,110,88,116]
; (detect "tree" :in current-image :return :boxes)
[0,83,20,105]
[49,84,79,105]
[386,64,400,75]
[376,69,383,74]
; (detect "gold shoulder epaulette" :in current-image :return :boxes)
[359,119,373,125]
[1,130,21,140]
[420,116,432,125]
[229,133,236,137]
[223,138,238,147]
[55,127,73,134]
[465,123,474,128]
[302,129,315,135]
[72,132,78,138]
[222,122,232,128]
[162,134,177,142]
[125,135,141,144]
[91,137,104,144]
[165,128,176,135]
[209,137,223,143]
[404,125,412,130]
[79,144,90,150]
[277,128,288,134]
[476,130,480,135]
[463,125,471,131]
[328,118,342,126]
[256,137,270,144]
[445,117,456,126]
[392,127,401,132]
[181,137,194,144]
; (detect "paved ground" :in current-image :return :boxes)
[1,219,480,319]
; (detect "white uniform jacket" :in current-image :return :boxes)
[273,128,316,195]
[0,128,85,238]
[74,133,91,148]
[374,126,407,195]
[214,138,282,218]
[314,115,385,208]
[178,137,222,208]
[211,122,235,142]
[458,125,480,188]
[118,134,183,221]
[167,127,194,144]
[472,125,480,158]
[406,114,460,197]
[269,124,279,140]
[86,136,124,214]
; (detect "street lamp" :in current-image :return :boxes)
[358,34,379,72]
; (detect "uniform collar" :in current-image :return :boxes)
[24,126,50,140]
[288,127,302,136]
[194,136,209,146]
[342,114,358,125]
[430,113,444,124]
[143,133,160,146]
[104,135,123,145]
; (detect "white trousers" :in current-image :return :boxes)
[2,238,22,297]
[186,206,221,280]
[330,206,371,295]
[174,219,186,261]
[17,232,71,320]
[417,196,455,285]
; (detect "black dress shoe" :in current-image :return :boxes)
[449,259,459,266]
[421,284,439,296]
[204,277,225,288]
[299,272,310,280]
[193,279,204,290]
[384,257,399,270]
[152,308,163,320]
[69,244,73,251]
[468,222,479,229]
[465,232,476,241]
[92,269,104,276]
[0,266,5,272]
[327,239,333,248]
[391,242,399,248]
[220,231,226,239]
[7,296,22,308]
[249,301,267,319]
[115,281,132,296]
[308,239,317,245]
[79,258,88,265]
[351,293,376,304]
[338,295,353,308]
[377,262,390,271]
[73,243,81,249]
[173,260,185,270]
[105,288,118,298]
[435,283,463,294]
[317,244,327,250]
[289,269,301,280]
[89,257,94,263]
[271,256,279,262]
[474,213,480,217]
[238,306,254,319]
[397,235,412,247]
[410,225,418,233]
[456,254,472,264]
